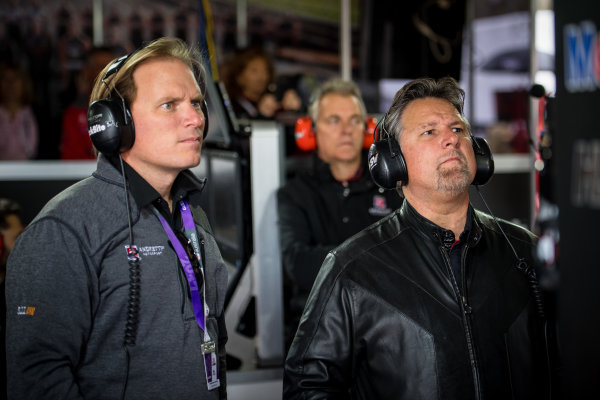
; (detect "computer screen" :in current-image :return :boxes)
[195,148,252,270]
[203,78,238,148]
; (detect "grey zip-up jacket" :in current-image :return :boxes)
[5,155,228,399]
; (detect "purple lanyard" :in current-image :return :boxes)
[153,200,206,331]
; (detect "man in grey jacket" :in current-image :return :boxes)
[5,37,228,399]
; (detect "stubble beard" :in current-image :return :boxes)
[435,152,472,194]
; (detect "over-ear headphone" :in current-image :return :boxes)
[368,118,494,190]
[294,115,377,151]
[87,50,209,156]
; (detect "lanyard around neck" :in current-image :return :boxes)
[153,199,206,331]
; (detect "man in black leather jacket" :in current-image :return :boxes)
[278,79,402,348]
[283,77,555,399]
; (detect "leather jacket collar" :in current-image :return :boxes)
[399,199,483,249]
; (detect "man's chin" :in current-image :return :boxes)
[177,155,202,171]
[436,169,471,193]
[334,150,362,162]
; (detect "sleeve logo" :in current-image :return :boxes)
[17,306,36,316]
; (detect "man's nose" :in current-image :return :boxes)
[441,128,459,147]
[341,119,363,135]
[184,104,205,129]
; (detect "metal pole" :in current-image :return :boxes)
[237,0,247,49]
[93,0,104,46]
[466,0,474,122]
[529,0,539,230]
[340,0,351,80]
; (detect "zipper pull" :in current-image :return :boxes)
[462,296,472,314]
[200,239,206,266]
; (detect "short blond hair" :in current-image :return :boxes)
[89,37,206,108]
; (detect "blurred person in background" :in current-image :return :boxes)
[60,46,116,159]
[0,63,38,160]
[222,47,301,119]
[277,78,402,348]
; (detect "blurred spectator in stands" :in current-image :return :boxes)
[222,47,302,119]
[0,198,24,400]
[24,15,55,160]
[60,46,116,159]
[0,23,18,70]
[0,63,38,160]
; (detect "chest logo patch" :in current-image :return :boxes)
[369,195,392,216]
[138,245,165,257]
[124,245,166,259]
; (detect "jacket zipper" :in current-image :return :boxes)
[440,244,482,400]
[199,238,209,316]
[174,238,206,316]
[460,244,482,400]
[199,239,206,271]
[176,252,188,314]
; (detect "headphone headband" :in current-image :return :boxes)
[104,53,134,82]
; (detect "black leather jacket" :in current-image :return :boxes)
[284,200,552,400]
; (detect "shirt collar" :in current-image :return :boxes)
[107,156,202,211]
[313,150,368,183]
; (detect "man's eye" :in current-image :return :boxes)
[161,103,173,110]
[192,101,203,110]
[423,130,432,135]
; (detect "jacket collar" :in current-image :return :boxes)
[93,153,207,210]
[400,199,482,247]
[311,150,370,184]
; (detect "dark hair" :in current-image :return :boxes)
[84,46,115,62]
[382,77,470,142]
[82,46,117,70]
[0,198,21,230]
[222,47,274,99]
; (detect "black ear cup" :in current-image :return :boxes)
[201,99,209,139]
[87,97,135,156]
[471,136,494,185]
[368,135,495,189]
[368,138,407,190]
[86,51,138,156]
